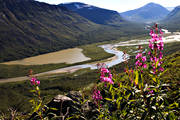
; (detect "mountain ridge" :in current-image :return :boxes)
[59,2,126,25]
[120,2,169,23]
[161,6,180,31]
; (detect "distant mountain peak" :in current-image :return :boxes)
[142,2,166,9]
[146,2,159,6]
[120,2,169,23]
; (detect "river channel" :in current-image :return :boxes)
[0,31,180,83]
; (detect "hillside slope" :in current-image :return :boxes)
[0,0,100,62]
[161,6,180,31]
[59,2,126,25]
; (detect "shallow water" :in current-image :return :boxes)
[3,48,91,65]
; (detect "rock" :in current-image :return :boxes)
[53,95,72,102]
[47,95,77,117]
[29,91,98,119]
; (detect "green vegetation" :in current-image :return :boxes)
[79,43,114,62]
[0,41,179,115]
[0,63,68,79]
[0,68,98,113]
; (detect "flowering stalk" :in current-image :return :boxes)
[134,46,147,89]
[148,24,164,84]
[135,46,147,71]
[29,75,43,119]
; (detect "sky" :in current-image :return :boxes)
[36,0,180,12]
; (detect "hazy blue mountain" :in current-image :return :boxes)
[59,2,126,25]
[161,6,180,31]
[120,2,170,23]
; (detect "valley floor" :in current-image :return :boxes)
[0,31,180,83]
[0,33,179,113]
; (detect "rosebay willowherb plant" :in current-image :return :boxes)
[148,24,164,85]
[29,76,44,120]
[90,25,179,120]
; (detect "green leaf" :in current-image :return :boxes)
[50,107,58,111]
[29,99,35,105]
[129,100,136,103]
[155,60,159,68]
[33,102,42,113]
[104,98,112,101]
[126,93,131,100]
[29,90,36,93]
[135,70,139,85]
[36,86,39,91]
[140,74,144,88]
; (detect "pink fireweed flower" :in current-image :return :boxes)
[92,89,102,100]
[142,56,146,62]
[143,64,147,69]
[100,67,114,84]
[109,73,112,79]
[135,60,140,66]
[101,68,109,74]
[30,77,40,86]
[31,77,36,85]
[149,42,154,50]
[92,89,102,106]
[136,53,142,59]
[148,51,151,55]
[150,29,153,36]
[100,76,114,84]
[154,57,159,63]
[159,67,164,72]
[36,80,40,85]
[135,48,147,70]
[138,62,142,66]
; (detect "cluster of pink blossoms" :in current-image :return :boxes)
[148,24,164,74]
[135,52,147,70]
[30,77,40,86]
[100,67,114,84]
[92,89,102,101]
